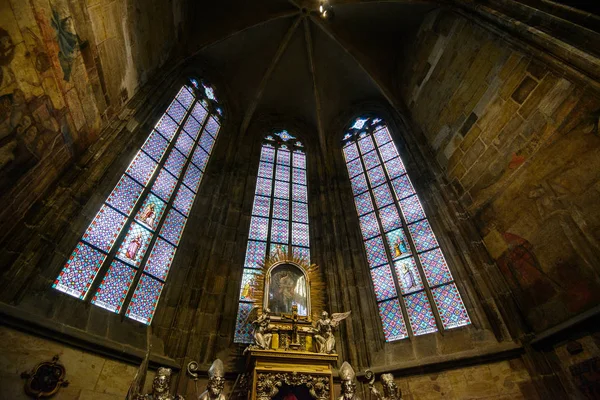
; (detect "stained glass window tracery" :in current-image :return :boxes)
[234,133,309,343]
[342,116,470,342]
[54,78,223,325]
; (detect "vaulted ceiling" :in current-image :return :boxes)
[182,0,439,136]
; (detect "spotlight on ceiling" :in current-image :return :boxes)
[319,1,334,20]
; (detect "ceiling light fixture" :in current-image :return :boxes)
[319,0,334,20]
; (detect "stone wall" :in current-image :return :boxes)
[0,0,183,243]
[401,9,600,333]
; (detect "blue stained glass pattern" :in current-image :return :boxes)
[370,265,397,301]
[346,158,363,178]
[273,199,289,220]
[386,228,412,260]
[204,116,220,137]
[385,157,406,179]
[292,184,308,203]
[145,238,177,281]
[175,132,195,157]
[292,168,306,185]
[203,83,217,101]
[239,269,259,301]
[244,241,267,269]
[358,136,375,154]
[351,118,369,130]
[378,298,408,341]
[258,162,274,178]
[293,246,310,262]
[394,257,424,294]
[256,178,272,197]
[191,146,210,171]
[362,151,381,170]
[270,243,288,257]
[400,195,426,224]
[292,223,309,247]
[431,283,471,329]
[151,168,178,202]
[159,209,187,246]
[173,184,196,216]
[106,175,144,216]
[373,127,392,146]
[274,180,289,199]
[82,205,127,252]
[343,143,359,162]
[292,202,308,223]
[367,166,387,188]
[408,220,439,253]
[379,205,402,232]
[405,291,438,335]
[142,130,169,162]
[249,217,269,241]
[116,222,153,268]
[92,260,136,313]
[277,150,291,166]
[351,174,369,196]
[183,164,203,193]
[234,302,254,343]
[176,86,195,109]
[276,165,290,182]
[199,131,215,153]
[252,195,271,217]
[135,194,166,231]
[364,236,387,268]
[261,146,276,163]
[163,148,186,178]
[275,130,295,141]
[359,213,380,240]
[183,114,202,140]
[126,275,164,325]
[54,242,106,299]
[379,142,399,162]
[166,99,187,124]
[126,151,158,186]
[419,248,453,287]
[372,183,394,209]
[271,219,289,243]
[354,192,374,216]
[154,114,178,141]
[391,175,415,200]
[191,102,208,125]
[293,151,306,169]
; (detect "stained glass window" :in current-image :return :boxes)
[54,79,223,325]
[234,132,310,344]
[342,115,470,341]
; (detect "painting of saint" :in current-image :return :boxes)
[267,264,308,316]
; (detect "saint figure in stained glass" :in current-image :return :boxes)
[126,235,142,260]
[394,237,409,258]
[139,203,156,229]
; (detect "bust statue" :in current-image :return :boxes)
[198,359,226,400]
[136,367,184,400]
[367,371,401,400]
[338,362,360,400]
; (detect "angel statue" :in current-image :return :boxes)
[313,310,351,354]
[365,370,401,400]
[338,362,360,400]
[245,307,273,351]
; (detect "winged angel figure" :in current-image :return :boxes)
[245,306,273,351]
[314,310,351,354]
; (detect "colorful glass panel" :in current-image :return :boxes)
[142,130,170,163]
[204,116,220,137]
[391,175,415,200]
[431,283,471,329]
[163,148,186,178]
[175,132,195,157]
[291,222,309,247]
[145,238,177,281]
[386,228,412,260]
[358,136,375,154]
[239,269,259,301]
[273,199,289,220]
[400,195,426,224]
[135,194,166,231]
[364,236,387,268]
[183,114,202,140]
[343,143,360,162]
[292,184,308,203]
[367,165,387,188]
[379,204,402,232]
[191,102,208,125]
[276,164,290,182]
[249,217,269,241]
[151,168,178,202]
[408,220,438,253]
[370,265,397,302]
[199,131,215,153]
[379,142,399,162]
[244,241,267,269]
[419,248,453,287]
[292,201,308,223]
[256,178,272,197]
[183,164,203,193]
[191,146,210,171]
[271,219,289,243]
[261,146,275,163]
[405,291,438,335]
[166,99,187,124]
[154,114,178,141]
[258,162,274,178]
[92,260,136,313]
[173,184,196,216]
[176,86,195,109]
[274,180,289,199]
[160,209,187,246]
[106,175,144,216]
[252,195,271,217]
[277,149,291,165]
[346,158,363,178]
[373,127,391,146]
[385,157,406,179]
[234,302,254,343]
[116,222,153,267]
[394,257,424,294]
[359,213,380,240]
[126,275,164,325]
[270,243,288,257]
[293,246,310,262]
[292,168,306,185]
[126,151,158,186]
[362,151,381,170]
[53,242,106,299]
[354,192,374,216]
[372,183,394,209]
[378,299,408,341]
[82,205,127,253]
[350,174,369,196]
[293,151,306,169]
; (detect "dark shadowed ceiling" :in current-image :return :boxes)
[184,0,439,136]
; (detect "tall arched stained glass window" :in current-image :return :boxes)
[233,131,309,343]
[53,78,223,325]
[342,116,470,341]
